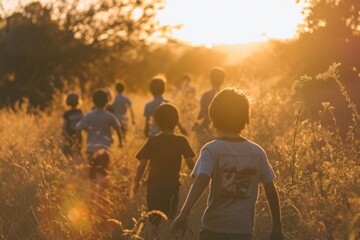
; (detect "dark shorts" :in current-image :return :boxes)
[199,229,252,240]
[87,149,110,179]
[146,179,180,225]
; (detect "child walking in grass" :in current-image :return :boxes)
[143,77,187,138]
[76,89,123,193]
[172,88,283,240]
[62,93,83,157]
[194,67,225,131]
[111,81,135,142]
[134,103,195,239]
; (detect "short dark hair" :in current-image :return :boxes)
[182,73,192,82]
[209,88,249,133]
[210,67,225,88]
[103,87,113,102]
[149,77,166,96]
[154,103,179,131]
[93,89,108,108]
[66,93,79,107]
[115,81,125,93]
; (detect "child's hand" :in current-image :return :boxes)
[171,213,188,237]
[269,227,284,240]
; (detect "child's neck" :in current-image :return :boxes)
[216,129,242,138]
[95,106,106,111]
[161,129,174,135]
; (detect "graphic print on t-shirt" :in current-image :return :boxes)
[218,155,257,200]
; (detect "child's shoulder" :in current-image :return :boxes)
[206,138,264,151]
[116,93,129,100]
[154,133,187,142]
[144,98,155,106]
[103,109,117,118]
[241,139,264,151]
[63,108,81,117]
[173,133,189,141]
[144,97,167,108]
[85,110,116,122]
[202,88,216,96]
[63,109,71,117]
[73,108,83,115]
[236,139,267,156]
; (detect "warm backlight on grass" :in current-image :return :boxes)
[158,0,304,45]
[64,200,91,232]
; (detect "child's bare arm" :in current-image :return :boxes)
[144,116,150,137]
[61,121,68,136]
[115,127,123,147]
[263,181,283,240]
[111,116,123,147]
[171,174,210,233]
[129,105,135,124]
[184,157,195,171]
[197,96,206,120]
[133,159,148,193]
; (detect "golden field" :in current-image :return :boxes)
[0,64,359,240]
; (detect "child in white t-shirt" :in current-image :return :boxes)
[172,88,283,240]
[77,89,123,190]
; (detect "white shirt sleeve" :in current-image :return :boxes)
[191,147,215,178]
[259,149,276,184]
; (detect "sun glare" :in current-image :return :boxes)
[2,0,303,45]
[158,0,304,45]
[64,200,91,231]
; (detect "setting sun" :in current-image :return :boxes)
[158,0,304,45]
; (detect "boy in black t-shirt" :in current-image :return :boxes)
[62,93,83,157]
[134,103,195,239]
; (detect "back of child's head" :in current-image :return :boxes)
[182,73,192,83]
[149,77,166,96]
[154,103,179,132]
[66,93,79,107]
[210,67,225,88]
[93,89,108,108]
[103,87,113,102]
[115,81,125,93]
[209,88,249,133]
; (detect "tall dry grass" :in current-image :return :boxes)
[0,64,359,239]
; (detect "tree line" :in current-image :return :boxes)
[0,0,358,109]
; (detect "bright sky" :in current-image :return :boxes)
[157,0,304,45]
[1,0,304,45]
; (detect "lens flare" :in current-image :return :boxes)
[64,200,91,232]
